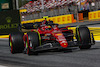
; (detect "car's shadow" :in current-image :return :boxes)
[33,47,100,56]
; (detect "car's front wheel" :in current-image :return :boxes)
[26,32,40,55]
[9,32,24,54]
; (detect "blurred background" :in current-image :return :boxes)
[0,0,100,21]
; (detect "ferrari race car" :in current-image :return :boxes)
[9,20,95,55]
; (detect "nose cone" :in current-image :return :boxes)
[59,41,68,48]
[53,33,68,48]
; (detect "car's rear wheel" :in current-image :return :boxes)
[26,32,40,55]
[9,32,24,54]
[76,25,91,49]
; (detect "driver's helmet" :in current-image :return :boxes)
[45,26,52,30]
[41,19,48,25]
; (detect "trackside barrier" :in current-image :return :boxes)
[19,9,27,13]
[89,10,100,20]
[78,13,83,21]
[0,10,21,35]
[21,14,76,24]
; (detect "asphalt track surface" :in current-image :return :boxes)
[0,21,100,67]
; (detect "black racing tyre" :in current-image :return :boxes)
[26,32,40,55]
[76,25,91,49]
[9,32,24,54]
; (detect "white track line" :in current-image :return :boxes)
[0,65,8,67]
[0,38,8,40]
[95,40,100,42]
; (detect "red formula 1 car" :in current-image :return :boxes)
[9,20,95,55]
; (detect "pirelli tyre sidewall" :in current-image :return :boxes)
[26,32,40,55]
[9,32,24,54]
[76,25,91,49]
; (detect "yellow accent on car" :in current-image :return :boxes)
[64,43,66,45]
[56,34,62,36]
[24,33,27,35]
[32,30,41,46]
[43,16,49,19]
